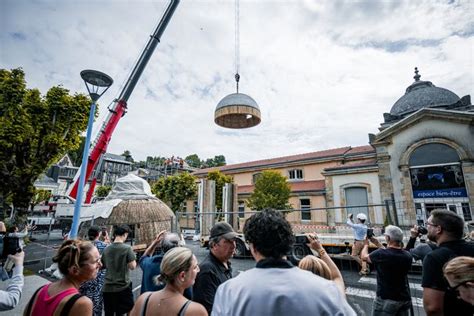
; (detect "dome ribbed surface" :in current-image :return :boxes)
[390,80,460,116]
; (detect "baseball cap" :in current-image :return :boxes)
[210,222,238,240]
[356,213,367,221]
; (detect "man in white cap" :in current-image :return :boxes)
[347,212,371,275]
[361,225,413,316]
[193,222,237,314]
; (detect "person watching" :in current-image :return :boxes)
[24,240,101,315]
[139,230,193,299]
[299,233,346,297]
[346,213,371,275]
[362,225,413,316]
[79,226,109,316]
[212,209,355,316]
[193,222,237,314]
[422,209,474,316]
[404,225,437,262]
[0,251,25,311]
[101,224,137,316]
[443,256,474,306]
[130,247,207,316]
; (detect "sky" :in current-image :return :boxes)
[1,0,473,165]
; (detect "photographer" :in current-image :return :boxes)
[0,251,24,311]
[361,225,413,316]
[346,213,382,275]
[404,225,437,262]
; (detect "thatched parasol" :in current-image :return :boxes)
[78,174,175,246]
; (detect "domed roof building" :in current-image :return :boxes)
[370,67,473,226]
[381,68,472,129]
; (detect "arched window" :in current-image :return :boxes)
[409,143,459,167]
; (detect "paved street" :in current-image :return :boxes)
[3,231,426,315]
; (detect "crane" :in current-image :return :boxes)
[67,0,180,202]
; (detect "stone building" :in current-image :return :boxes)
[185,68,473,230]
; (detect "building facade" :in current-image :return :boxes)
[186,69,473,231]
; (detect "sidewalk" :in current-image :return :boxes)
[0,274,49,315]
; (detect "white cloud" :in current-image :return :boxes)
[1,0,472,165]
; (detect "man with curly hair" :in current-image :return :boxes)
[212,209,355,316]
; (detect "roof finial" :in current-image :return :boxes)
[414,67,421,81]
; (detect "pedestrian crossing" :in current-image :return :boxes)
[346,276,424,308]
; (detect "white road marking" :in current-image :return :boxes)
[346,287,423,307]
[359,276,423,291]
[133,285,141,293]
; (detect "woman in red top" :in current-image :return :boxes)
[25,239,102,315]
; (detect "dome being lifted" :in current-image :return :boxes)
[215,92,261,129]
[389,67,460,117]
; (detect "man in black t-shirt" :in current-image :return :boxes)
[422,209,474,316]
[362,225,413,316]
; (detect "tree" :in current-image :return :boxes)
[212,155,226,167]
[247,170,291,210]
[185,154,202,168]
[67,136,85,166]
[151,172,198,212]
[95,185,112,198]
[30,189,52,211]
[121,150,134,162]
[0,68,92,215]
[207,170,233,211]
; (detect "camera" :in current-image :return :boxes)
[366,228,374,239]
[294,234,309,244]
[417,226,428,235]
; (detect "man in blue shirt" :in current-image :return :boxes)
[139,231,192,298]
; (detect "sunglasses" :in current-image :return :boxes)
[447,280,473,292]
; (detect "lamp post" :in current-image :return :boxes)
[69,70,113,239]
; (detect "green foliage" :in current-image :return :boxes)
[0,68,92,213]
[247,170,291,211]
[185,154,202,168]
[30,189,52,209]
[95,185,112,198]
[67,136,85,166]
[203,155,226,168]
[121,150,134,162]
[207,170,233,211]
[151,172,198,212]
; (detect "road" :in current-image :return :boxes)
[22,230,426,316]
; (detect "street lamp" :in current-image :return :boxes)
[70,70,113,239]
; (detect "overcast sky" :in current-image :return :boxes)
[1,0,473,164]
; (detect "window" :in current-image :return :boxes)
[301,199,311,221]
[288,169,303,180]
[238,202,245,218]
[409,143,459,166]
[462,203,472,221]
[345,187,368,218]
[252,173,262,184]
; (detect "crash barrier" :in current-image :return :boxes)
[31,215,174,278]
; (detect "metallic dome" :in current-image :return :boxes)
[390,68,460,116]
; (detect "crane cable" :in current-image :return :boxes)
[234,0,240,93]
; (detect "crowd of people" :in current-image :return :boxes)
[0,208,473,315]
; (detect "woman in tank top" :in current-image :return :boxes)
[130,247,207,316]
[24,239,102,316]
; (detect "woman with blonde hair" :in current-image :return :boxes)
[24,239,101,315]
[131,247,207,316]
[298,233,346,296]
[443,256,474,306]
